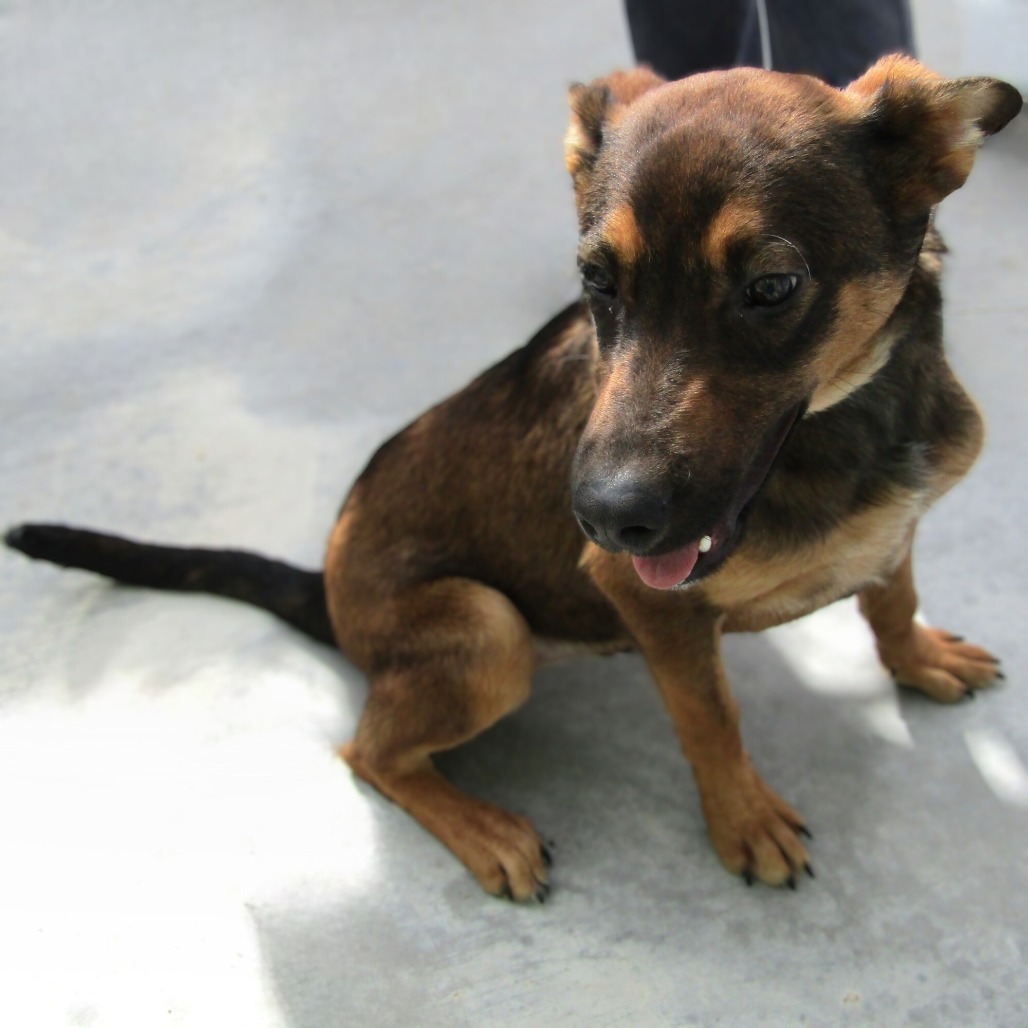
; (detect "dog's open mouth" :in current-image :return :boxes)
[632,402,805,591]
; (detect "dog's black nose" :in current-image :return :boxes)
[572,478,670,554]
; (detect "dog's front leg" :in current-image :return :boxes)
[644,610,813,887]
[859,538,1003,703]
[588,551,811,886]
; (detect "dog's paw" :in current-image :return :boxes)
[340,744,551,903]
[884,624,1003,703]
[458,804,552,903]
[700,764,813,888]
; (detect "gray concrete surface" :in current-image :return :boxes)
[1,1,1026,1025]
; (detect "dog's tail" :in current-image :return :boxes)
[4,523,336,645]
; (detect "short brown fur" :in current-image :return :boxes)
[320,56,1018,899]
[13,57,1018,903]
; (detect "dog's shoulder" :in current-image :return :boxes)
[335,300,624,643]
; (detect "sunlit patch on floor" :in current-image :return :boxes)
[965,728,1028,810]
[0,687,377,1025]
[764,598,913,747]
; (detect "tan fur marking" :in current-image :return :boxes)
[711,488,927,632]
[918,249,943,276]
[668,374,716,421]
[702,202,764,269]
[930,397,984,497]
[585,353,634,435]
[563,120,591,176]
[937,130,978,194]
[807,274,908,413]
[604,204,646,266]
[462,584,535,726]
[859,545,1001,702]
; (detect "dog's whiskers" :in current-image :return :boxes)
[761,234,813,281]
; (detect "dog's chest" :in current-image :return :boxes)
[711,488,928,633]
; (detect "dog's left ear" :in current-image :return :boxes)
[565,67,665,212]
[847,54,1023,208]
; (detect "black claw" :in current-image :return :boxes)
[536,883,551,904]
[948,634,965,643]
[541,845,553,868]
[797,825,814,840]
[500,881,513,902]
[743,869,755,887]
[804,862,816,879]
[996,671,1007,681]
[787,876,796,891]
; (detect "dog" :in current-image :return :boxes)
[7,55,1022,902]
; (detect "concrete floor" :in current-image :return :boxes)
[1,1,1026,1025]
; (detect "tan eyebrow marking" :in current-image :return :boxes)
[603,203,646,266]
[702,202,765,268]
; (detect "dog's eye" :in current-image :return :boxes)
[745,273,799,307]
[580,263,617,302]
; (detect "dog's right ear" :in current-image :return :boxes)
[565,67,665,209]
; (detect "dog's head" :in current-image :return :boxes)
[567,57,1021,590]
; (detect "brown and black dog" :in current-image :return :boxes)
[7,56,1022,901]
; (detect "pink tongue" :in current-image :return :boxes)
[632,541,701,590]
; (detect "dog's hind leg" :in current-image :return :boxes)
[859,541,1003,703]
[336,578,549,902]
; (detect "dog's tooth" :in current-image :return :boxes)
[699,535,712,553]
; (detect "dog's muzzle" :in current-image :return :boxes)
[571,399,807,589]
